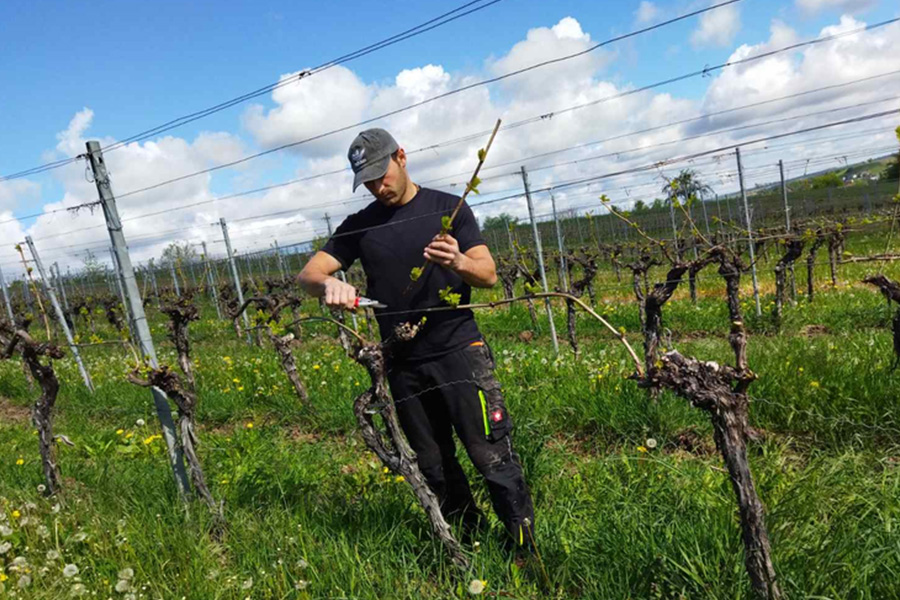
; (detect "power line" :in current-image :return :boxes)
[0,0,503,182]
[105,0,752,202]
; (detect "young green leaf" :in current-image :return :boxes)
[409,266,423,282]
[477,148,486,162]
[441,215,453,232]
[438,286,462,307]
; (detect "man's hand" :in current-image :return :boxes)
[323,277,357,310]
[424,233,465,271]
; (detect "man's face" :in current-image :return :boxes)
[364,149,408,207]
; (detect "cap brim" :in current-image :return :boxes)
[352,154,391,192]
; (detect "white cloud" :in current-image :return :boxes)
[11,14,900,273]
[243,65,371,158]
[0,179,40,213]
[635,1,661,24]
[795,0,876,15]
[691,2,741,48]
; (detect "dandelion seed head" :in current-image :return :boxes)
[63,564,79,578]
[468,579,486,595]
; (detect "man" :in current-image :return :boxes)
[298,128,535,550]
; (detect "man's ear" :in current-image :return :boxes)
[395,147,407,169]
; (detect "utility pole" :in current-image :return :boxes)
[521,166,559,354]
[551,193,569,291]
[736,148,762,317]
[220,218,251,342]
[0,265,14,323]
[201,242,222,320]
[84,140,190,498]
[324,213,359,330]
[26,237,94,392]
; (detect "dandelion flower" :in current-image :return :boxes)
[468,579,486,595]
[115,579,131,593]
[116,429,124,435]
[15,458,24,466]
[11,510,20,519]
[118,568,134,580]
[810,381,820,388]
[394,475,405,483]
[645,438,658,449]
[637,446,648,454]
[312,365,320,370]
[135,419,145,427]
[63,564,79,578]
[246,422,254,429]
[0,573,6,583]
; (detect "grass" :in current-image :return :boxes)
[2,231,900,598]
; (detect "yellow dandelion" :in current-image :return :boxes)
[246,422,254,429]
[15,458,24,466]
[0,573,7,582]
[810,381,820,388]
[394,475,405,483]
[637,446,648,453]
[116,429,124,435]
[11,510,21,519]
[313,365,321,370]
[382,466,390,474]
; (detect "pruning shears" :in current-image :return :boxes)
[354,296,386,309]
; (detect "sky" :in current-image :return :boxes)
[0,0,898,276]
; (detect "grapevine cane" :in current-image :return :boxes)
[405,119,502,293]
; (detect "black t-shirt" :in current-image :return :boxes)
[322,186,485,362]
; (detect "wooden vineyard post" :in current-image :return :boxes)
[84,140,191,499]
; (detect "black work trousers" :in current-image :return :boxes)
[388,340,535,546]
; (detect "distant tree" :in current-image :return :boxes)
[664,169,711,208]
[650,198,665,210]
[82,249,104,277]
[482,213,518,231]
[161,242,197,265]
[809,172,843,190]
[632,199,647,212]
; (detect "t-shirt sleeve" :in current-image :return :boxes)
[453,200,486,253]
[320,214,362,270]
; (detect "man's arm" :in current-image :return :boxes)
[424,234,497,288]
[297,251,357,309]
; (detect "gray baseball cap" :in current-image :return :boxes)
[348,128,399,192]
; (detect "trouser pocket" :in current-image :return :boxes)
[466,341,513,442]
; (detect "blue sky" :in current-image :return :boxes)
[0,0,898,268]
